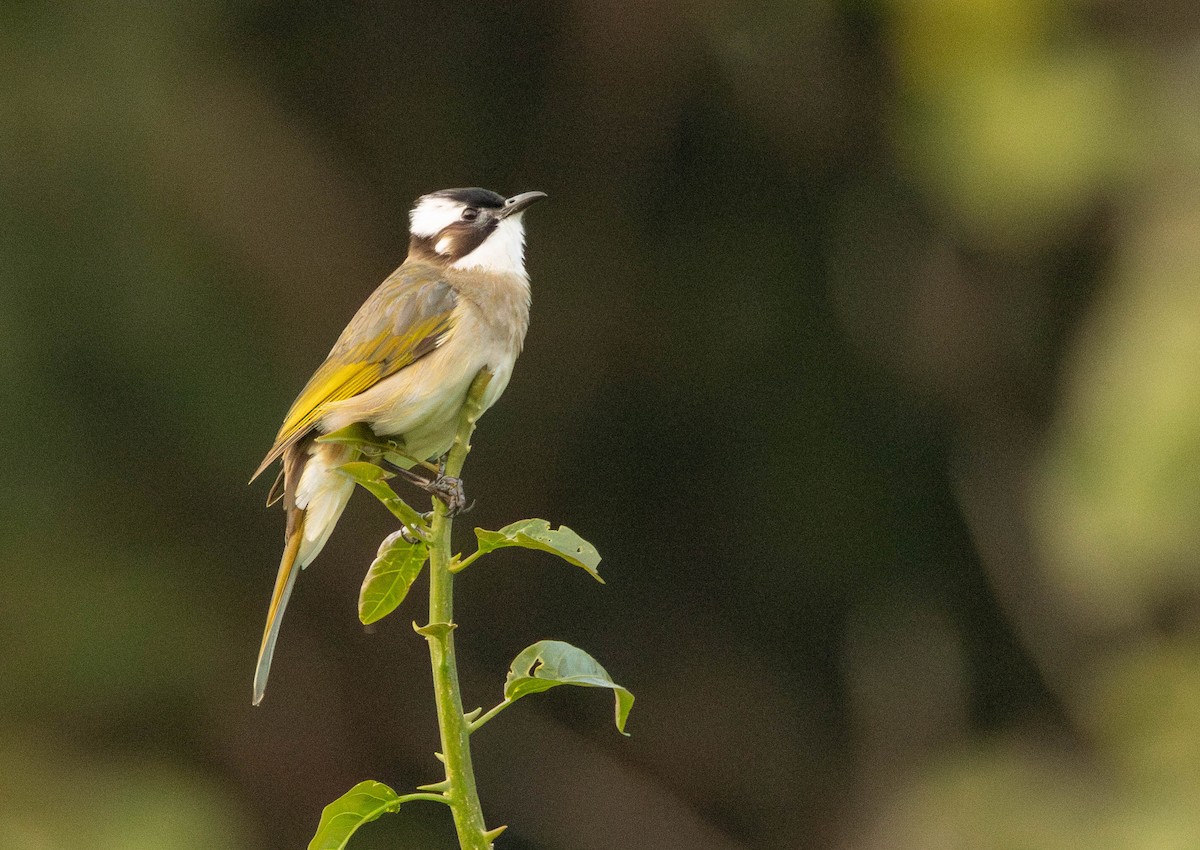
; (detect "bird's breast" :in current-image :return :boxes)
[319,270,529,461]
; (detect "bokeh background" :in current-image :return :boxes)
[4,1,1200,848]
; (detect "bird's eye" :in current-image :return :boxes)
[461,207,479,221]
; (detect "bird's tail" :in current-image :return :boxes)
[252,439,356,705]
[253,515,304,705]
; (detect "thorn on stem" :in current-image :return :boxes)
[483,825,508,843]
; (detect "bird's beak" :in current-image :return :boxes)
[498,191,547,218]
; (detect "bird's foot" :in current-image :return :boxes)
[426,475,468,516]
[399,512,434,544]
[390,463,473,516]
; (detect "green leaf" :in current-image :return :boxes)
[321,426,426,469]
[337,460,397,484]
[474,519,603,582]
[336,462,429,536]
[504,640,633,734]
[308,780,402,850]
[359,531,428,625]
[317,422,388,454]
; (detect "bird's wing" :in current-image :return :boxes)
[251,263,457,481]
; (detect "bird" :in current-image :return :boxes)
[249,187,547,705]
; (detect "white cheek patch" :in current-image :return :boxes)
[450,215,528,277]
[435,237,452,254]
[410,197,466,238]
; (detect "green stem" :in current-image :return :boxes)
[467,699,512,734]
[394,792,454,807]
[376,491,432,540]
[422,369,497,850]
[449,548,484,574]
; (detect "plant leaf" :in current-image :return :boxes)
[336,462,428,535]
[359,531,428,624]
[337,460,397,484]
[504,640,633,734]
[474,519,603,582]
[321,426,427,469]
[317,422,389,454]
[308,780,402,850]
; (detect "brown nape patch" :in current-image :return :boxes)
[439,218,498,261]
[408,234,449,265]
[410,218,498,264]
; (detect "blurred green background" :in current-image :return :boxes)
[3,1,1200,848]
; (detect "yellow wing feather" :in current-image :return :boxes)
[251,265,456,482]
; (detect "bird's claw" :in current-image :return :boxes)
[428,475,467,516]
[399,523,423,545]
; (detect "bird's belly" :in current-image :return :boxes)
[318,322,517,464]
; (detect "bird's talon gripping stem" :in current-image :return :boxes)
[428,474,467,516]
[389,466,467,515]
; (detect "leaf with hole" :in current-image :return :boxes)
[308,780,402,850]
[474,519,602,582]
[359,531,428,624]
[504,640,633,734]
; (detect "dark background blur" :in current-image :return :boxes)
[4,1,1200,848]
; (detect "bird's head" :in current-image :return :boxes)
[408,188,547,276]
